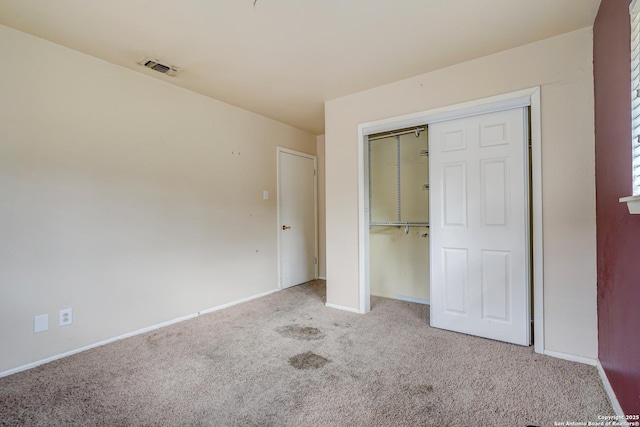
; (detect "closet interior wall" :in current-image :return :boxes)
[369,129,430,302]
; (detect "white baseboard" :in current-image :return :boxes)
[197,289,279,315]
[542,352,625,417]
[318,276,327,280]
[596,361,625,417]
[396,295,430,305]
[543,349,598,366]
[325,302,363,314]
[0,288,280,379]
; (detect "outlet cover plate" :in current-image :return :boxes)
[34,314,49,333]
[59,308,73,326]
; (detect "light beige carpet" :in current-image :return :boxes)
[0,280,613,426]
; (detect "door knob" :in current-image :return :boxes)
[282,225,291,230]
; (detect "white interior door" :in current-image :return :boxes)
[278,149,317,289]
[429,108,530,346]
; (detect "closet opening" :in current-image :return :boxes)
[358,89,543,351]
[366,125,430,306]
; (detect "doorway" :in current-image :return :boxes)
[357,88,544,352]
[367,127,430,304]
[277,147,318,289]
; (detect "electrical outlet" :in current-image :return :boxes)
[59,308,73,327]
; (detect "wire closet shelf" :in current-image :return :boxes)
[367,126,429,232]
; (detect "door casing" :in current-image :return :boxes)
[356,87,544,354]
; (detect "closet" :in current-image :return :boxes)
[362,99,534,347]
[368,126,430,303]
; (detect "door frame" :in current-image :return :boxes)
[276,146,319,289]
[356,87,544,354]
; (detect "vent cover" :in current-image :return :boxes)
[139,58,179,76]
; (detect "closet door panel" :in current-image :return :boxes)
[429,107,530,346]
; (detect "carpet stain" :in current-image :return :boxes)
[276,325,325,341]
[145,335,160,348]
[419,384,434,393]
[288,352,330,370]
[403,384,434,395]
[332,321,352,328]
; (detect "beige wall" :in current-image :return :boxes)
[325,28,597,358]
[316,135,326,279]
[0,25,316,373]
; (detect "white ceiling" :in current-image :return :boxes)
[0,0,601,135]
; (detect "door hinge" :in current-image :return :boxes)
[314,257,318,265]
[314,169,317,176]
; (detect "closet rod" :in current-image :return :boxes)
[368,127,425,141]
[370,221,429,227]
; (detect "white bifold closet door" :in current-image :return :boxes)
[429,107,530,346]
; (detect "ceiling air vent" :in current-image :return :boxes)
[139,58,179,76]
